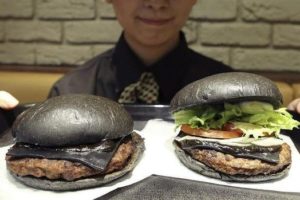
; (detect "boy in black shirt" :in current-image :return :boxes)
[49,0,233,103]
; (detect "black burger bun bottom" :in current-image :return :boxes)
[174,142,291,182]
[6,94,145,191]
[170,72,292,182]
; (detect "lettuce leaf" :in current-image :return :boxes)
[173,101,300,138]
[173,106,220,129]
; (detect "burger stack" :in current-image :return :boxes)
[5,94,144,191]
[171,72,300,182]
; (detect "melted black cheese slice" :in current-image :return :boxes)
[175,133,281,164]
[6,135,130,172]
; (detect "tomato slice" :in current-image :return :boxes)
[180,124,243,139]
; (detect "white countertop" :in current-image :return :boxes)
[1,119,299,200]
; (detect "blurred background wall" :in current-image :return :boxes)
[0,0,300,72]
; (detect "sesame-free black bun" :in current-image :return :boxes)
[170,72,283,113]
[12,94,133,147]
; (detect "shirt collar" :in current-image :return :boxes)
[113,32,189,103]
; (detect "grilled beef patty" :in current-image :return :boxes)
[188,143,291,176]
[6,135,138,181]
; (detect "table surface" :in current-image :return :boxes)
[1,120,300,200]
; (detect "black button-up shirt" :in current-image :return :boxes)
[49,33,233,103]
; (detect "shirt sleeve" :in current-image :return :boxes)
[47,49,118,100]
[47,57,102,98]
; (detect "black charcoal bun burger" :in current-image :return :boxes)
[6,94,144,191]
[171,72,300,182]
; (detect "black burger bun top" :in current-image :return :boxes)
[12,94,133,147]
[171,72,283,113]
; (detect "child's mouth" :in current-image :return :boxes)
[137,17,174,26]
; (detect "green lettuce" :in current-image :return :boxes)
[173,101,300,138]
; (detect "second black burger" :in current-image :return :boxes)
[171,72,299,182]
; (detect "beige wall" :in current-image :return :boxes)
[0,0,300,72]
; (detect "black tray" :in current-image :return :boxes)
[96,175,300,200]
[123,104,172,121]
